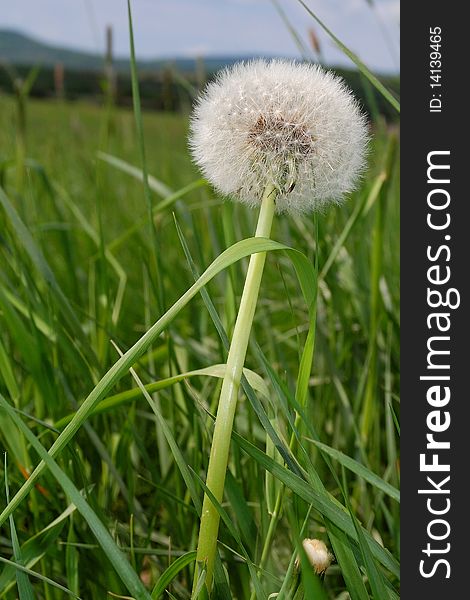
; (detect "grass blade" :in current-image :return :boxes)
[0,186,96,366]
[54,364,269,429]
[342,469,390,599]
[0,237,289,529]
[111,341,202,515]
[151,551,197,599]
[232,430,399,578]
[0,503,77,595]
[97,151,172,198]
[4,454,35,600]
[0,556,79,599]
[306,439,399,502]
[326,520,370,600]
[0,394,152,600]
[295,0,400,113]
[126,0,161,304]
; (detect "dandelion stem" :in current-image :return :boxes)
[194,183,277,592]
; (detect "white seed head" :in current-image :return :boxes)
[189,59,368,214]
[300,538,333,575]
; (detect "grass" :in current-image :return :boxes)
[0,15,399,597]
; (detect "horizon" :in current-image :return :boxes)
[0,26,400,76]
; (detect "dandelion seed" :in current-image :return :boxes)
[190,59,368,213]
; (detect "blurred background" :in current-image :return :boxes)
[0,0,399,118]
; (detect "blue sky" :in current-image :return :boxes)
[2,0,399,73]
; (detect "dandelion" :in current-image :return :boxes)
[190,59,367,214]
[296,538,334,575]
[190,59,367,592]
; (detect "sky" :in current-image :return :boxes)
[1,0,400,73]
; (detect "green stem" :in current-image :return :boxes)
[260,486,284,565]
[194,184,277,592]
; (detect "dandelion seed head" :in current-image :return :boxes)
[300,538,334,575]
[189,59,368,214]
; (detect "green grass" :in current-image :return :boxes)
[0,50,399,599]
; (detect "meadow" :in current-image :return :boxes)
[0,23,400,600]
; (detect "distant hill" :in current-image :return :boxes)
[1,30,105,71]
[0,29,399,120]
[0,29,265,74]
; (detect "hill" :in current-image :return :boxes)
[0,29,399,119]
[0,29,260,74]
